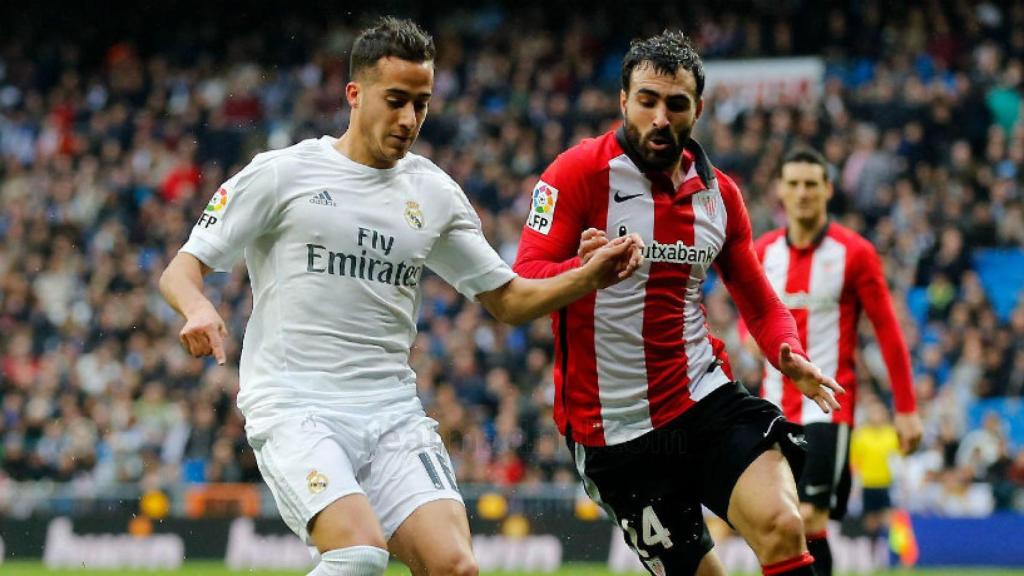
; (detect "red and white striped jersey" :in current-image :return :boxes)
[514,129,806,447]
[752,223,917,425]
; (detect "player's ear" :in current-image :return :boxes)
[619,89,628,118]
[695,97,704,121]
[345,82,360,109]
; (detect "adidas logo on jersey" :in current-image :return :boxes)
[310,190,337,207]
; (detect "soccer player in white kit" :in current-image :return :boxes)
[158,17,643,576]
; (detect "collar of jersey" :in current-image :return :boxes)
[785,218,832,250]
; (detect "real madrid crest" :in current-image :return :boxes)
[307,470,328,494]
[405,200,424,230]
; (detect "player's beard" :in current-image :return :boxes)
[623,117,691,171]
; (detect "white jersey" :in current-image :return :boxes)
[181,136,516,435]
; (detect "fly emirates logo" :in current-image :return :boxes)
[306,227,422,288]
[643,240,715,266]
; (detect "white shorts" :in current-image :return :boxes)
[250,397,463,544]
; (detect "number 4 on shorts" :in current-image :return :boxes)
[621,505,674,557]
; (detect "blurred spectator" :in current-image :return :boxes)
[850,397,900,536]
[956,412,1006,479]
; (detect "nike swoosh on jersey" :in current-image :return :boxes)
[613,190,643,202]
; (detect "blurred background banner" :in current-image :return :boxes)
[2,506,1023,571]
[704,57,825,113]
[1,0,1023,571]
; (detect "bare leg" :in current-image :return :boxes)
[387,499,477,576]
[305,494,390,576]
[727,447,808,565]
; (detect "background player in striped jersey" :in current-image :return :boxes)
[159,17,643,576]
[746,147,923,576]
[515,31,844,576]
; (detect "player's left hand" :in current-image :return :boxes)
[778,343,845,413]
[577,228,644,280]
[615,232,645,279]
[578,228,609,264]
[894,411,923,454]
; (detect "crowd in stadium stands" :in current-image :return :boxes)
[1,1,1023,518]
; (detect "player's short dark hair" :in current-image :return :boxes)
[781,147,831,182]
[621,30,705,97]
[350,16,436,81]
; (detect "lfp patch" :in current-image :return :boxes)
[205,187,229,214]
[526,180,558,235]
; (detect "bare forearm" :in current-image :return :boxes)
[480,267,597,325]
[159,253,214,318]
[485,233,641,324]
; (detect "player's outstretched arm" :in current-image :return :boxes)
[479,234,644,325]
[159,252,228,365]
[714,173,842,410]
[777,343,844,413]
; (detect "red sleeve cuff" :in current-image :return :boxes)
[894,396,918,414]
[789,344,809,360]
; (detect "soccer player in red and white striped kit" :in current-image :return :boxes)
[514,30,844,576]
[746,147,922,576]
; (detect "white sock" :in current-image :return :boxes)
[306,545,389,576]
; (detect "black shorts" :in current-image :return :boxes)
[568,382,807,576]
[862,487,891,514]
[796,422,852,520]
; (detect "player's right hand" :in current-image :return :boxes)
[179,302,229,365]
[584,233,645,288]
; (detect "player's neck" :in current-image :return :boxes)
[665,155,690,188]
[334,130,396,170]
[787,215,828,248]
[675,158,691,188]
